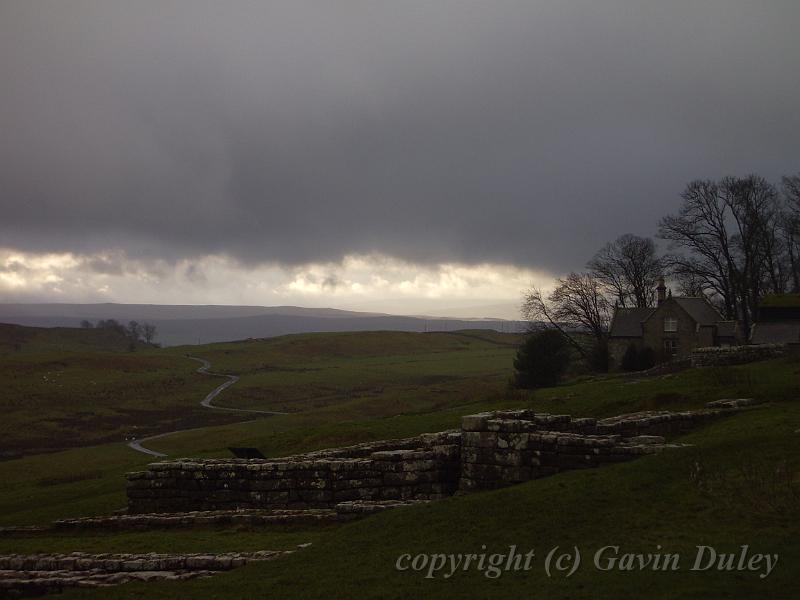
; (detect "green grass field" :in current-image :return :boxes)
[0,326,520,455]
[0,325,798,598]
[0,324,243,455]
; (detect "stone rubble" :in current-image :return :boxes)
[46,501,429,531]
[705,398,767,409]
[52,508,341,530]
[0,550,294,597]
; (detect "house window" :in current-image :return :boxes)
[664,339,679,357]
[664,317,678,332]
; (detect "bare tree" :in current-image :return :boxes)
[672,267,712,298]
[760,200,790,295]
[521,273,611,361]
[724,175,783,331]
[658,175,781,334]
[521,287,586,357]
[127,320,142,341]
[550,273,612,341]
[659,179,737,318]
[782,173,800,291]
[142,323,157,344]
[79,319,93,329]
[96,319,125,335]
[587,234,663,308]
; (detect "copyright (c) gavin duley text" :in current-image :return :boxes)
[395,545,778,580]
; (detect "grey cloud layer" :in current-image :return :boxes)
[2,1,799,271]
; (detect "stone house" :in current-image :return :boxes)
[608,278,741,368]
[750,294,800,346]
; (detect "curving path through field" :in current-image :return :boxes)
[127,356,287,458]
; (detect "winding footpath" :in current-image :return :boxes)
[127,356,287,458]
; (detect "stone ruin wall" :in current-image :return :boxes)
[459,409,725,491]
[127,402,759,514]
[127,431,461,514]
[690,344,786,367]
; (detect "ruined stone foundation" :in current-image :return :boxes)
[127,401,760,514]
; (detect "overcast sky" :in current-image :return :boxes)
[1,1,798,317]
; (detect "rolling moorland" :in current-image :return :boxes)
[0,303,525,346]
[0,323,520,456]
[0,324,798,598]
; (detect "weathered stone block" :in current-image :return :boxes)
[333,487,382,502]
[462,432,498,448]
[461,413,491,432]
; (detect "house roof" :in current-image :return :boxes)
[610,296,732,339]
[671,297,724,325]
[609,307,654,337]
[758,294,800,321]
[751,321,800,344]
[760,293,800,308]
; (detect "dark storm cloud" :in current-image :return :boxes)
[2,1,799,273]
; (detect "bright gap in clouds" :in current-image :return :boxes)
[0,249,555,320]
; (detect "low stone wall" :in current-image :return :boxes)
[462,411,676,491]
[592,409,728,437]
[691,344,785,367]
[127,402,761,513]
[127,432,460,514]
[458,403,760,492]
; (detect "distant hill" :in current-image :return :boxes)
[0,322,147,354]
[0,303,387,321]
[0,303,528,346]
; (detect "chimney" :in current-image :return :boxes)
[657,276,667,306]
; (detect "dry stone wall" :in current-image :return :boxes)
[127,401,761,513]
[127,432,460,514]
[459,408,727,491]
[691,344,785,367]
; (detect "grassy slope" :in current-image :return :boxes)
[64,406,799,600]
[0,329,521,524]
[163,330,522,414]
[0,329,798,598]
[0,324,241,454]
[0,323,145,355]
[0,327,517,454]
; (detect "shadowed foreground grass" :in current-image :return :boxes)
[56,401,800,599]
